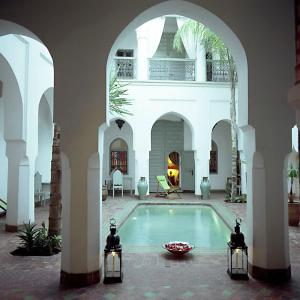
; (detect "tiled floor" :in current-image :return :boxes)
[1,193,300,300]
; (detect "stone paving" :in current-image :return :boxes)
[1,193,300,299]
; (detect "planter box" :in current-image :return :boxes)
[288,202,300,226]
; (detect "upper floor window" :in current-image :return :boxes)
[114,49,134,79]
[116,49,134,57]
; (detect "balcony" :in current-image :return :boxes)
[114,57,231,82]
[149,58,195,81]
[114,57,135,79]
[206,59,230,82]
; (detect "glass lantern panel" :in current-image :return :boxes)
[105,251,121,278]
[231,248,248,274]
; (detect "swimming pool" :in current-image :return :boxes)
[118,204,231,251]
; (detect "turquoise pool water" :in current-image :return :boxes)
[118,205,231,250]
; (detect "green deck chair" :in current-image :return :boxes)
[156,175,181,199]
[0,199,7,215]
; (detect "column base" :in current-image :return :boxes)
[249,263,291,282]
[60,269,101,287]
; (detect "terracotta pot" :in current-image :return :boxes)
[288,202,299,226]
[102,185,108,201]
[288,193,296,202]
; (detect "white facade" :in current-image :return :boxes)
[103,16,234,195]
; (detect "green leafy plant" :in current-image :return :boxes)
[288,165,299,203]
[49,234,62,254]
[17,221,39,254]
[11,221,61,256]
[109,72,132,116]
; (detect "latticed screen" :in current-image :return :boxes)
[111,151,127,174]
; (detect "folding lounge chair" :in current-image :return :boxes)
[156,175,181,199]
[0,199,7,215]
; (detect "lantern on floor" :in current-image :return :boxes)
[227,218,248,279]
[103,218,123,283]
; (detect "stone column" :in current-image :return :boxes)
[194,148,210,195]
[195,44,206,82]
[239,150,247,195]
[60,143,101,287]
[5,140,34,231]
[136,28,148,81]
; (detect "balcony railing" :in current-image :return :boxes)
[206,59,230,82]
[114,57,135,79]
[113,57,231,82]
[149,58,195,81]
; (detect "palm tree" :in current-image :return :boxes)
[48,123,62,237]
[173,19,238,201]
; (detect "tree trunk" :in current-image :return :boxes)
[48,124,62,237]
[228,53,238,202]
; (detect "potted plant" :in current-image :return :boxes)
[288,165,299,226]
[288,165,298,202]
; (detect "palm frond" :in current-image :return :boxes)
[109,71,132,116]
[173,19,232,62]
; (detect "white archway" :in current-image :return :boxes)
[210,120,232,191]
[106,0,248,128]
[0,54,23,209]
[149,112,194,192]
[35,93,53,186]
[105,0,249,197]
[102,118,135,194]
[0,21,54,231]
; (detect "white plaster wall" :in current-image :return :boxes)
[115,30,137,56]
[102,120,135,191]
[184,121,192,150]
[292,125,298,151]
[0,100,8,201]
[0,34,53,222]
[35,96,52,183]
[210,120,231,190]
[125,80,230,152]
[0,34,53,162]
[107,80,230,193]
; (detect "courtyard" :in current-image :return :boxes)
[1,193,300,300]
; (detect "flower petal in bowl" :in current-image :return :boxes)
[163,241,194,255]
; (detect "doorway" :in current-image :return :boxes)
[167,151,180,187]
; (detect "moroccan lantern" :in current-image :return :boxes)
[227,218,248,279]
[103,218,123,283]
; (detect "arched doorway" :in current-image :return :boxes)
[210,120,231,191]
[35,89,54,203]
[102,118,135,194]
[149,112,194,193]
